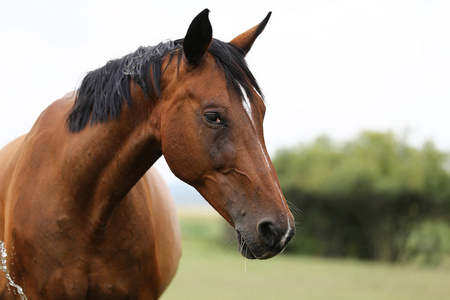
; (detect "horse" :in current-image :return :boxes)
[0,9,295,299]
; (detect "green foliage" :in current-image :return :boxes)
[273,131,450,262]
[404,220,450,267]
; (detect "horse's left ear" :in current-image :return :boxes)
[183,9,213,66]
[229,12,272,56]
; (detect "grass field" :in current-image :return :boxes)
[160,212,450,300]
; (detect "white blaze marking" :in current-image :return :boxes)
[240,85,253,121]
[239,85,294,241]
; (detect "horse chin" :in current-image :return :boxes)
[237,238,256,259]
[236,230,277,260]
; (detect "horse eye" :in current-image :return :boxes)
[204,112,223,125]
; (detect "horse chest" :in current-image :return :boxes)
[86,253,159,299]
[7,167,178,299]
[32,253,158,300]
[13,216,161,299]
[86,275,141,300]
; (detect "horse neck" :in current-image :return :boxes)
[64,84,162,221]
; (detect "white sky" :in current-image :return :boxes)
[1,0,449,185]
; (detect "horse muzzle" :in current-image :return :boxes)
[236,218,295,260]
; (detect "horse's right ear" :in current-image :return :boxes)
[183,9,213,66]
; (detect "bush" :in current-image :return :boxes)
[403,220,450,267]
[274,131,450,262]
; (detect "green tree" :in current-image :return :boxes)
[274,131,450,261]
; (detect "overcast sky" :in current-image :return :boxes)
[1,0,449,185]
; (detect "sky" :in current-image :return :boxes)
[1,0,449,185]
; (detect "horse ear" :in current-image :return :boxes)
[183,9,213,66]
[229,12,272,56]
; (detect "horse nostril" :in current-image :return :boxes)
[257,220,279,248]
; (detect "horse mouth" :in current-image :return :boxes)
[236,227,293,260]
[236,230,257,259]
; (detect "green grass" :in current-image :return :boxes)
[160,213,450,300]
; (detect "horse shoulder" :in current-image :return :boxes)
[0,135,28,297]
[0,135,27,239]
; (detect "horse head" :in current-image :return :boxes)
[160,10,295,259]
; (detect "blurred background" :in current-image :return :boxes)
[1,0,449,299]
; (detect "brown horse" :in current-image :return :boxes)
[0,9,295,300]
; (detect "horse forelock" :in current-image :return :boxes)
[208,40,264,104]
[67,39,263,133]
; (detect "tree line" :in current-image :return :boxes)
[273,131,450,263]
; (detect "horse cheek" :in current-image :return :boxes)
[161,117,208,184]
[209,135,236,171]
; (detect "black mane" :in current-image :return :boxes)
[67,39,263,132]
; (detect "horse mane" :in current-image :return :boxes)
[67,39,263,132]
